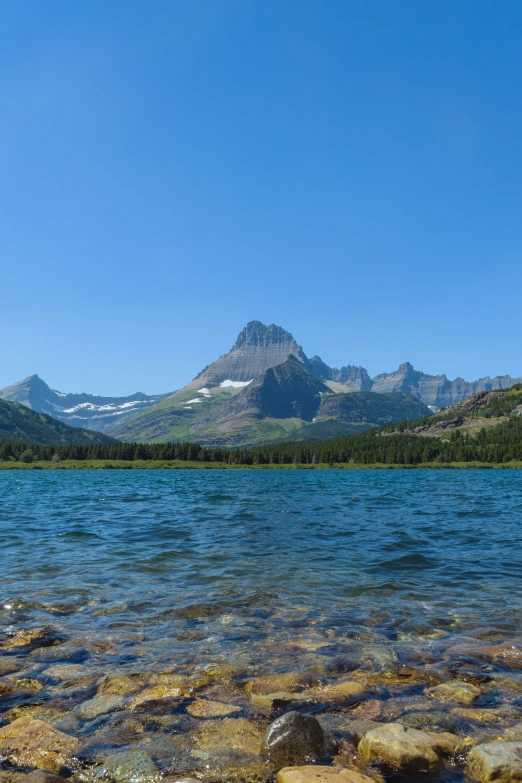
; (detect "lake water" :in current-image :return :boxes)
[1,469,522,782]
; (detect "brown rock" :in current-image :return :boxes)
[357,722,458,773]
[0,717,79,773]
[277,766,375,783]
[426,681,481,705]
[187,699,242,718]
[245,672,314,695]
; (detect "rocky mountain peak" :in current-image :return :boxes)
[233,321,300,350]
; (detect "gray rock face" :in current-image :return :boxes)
[371,362,521,408]
[308,357,373,390]
[195,321,309,386]
[261,711,325,767]
[0,375,170,434]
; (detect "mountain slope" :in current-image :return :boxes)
[0,375,170,433]
[386,384,522,439]
[0,398,117,445]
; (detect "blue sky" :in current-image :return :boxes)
[1,1,521,395]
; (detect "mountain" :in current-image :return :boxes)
[390,384,522,439]
[370,362,521,408]
[0,375,170,433]
[0,398,116,445]
[193,321,308,386]
[3,320,520,445]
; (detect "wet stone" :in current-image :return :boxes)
[467,741,522,783]
[0,717,79,773]
[0,659,22,676]
[245,672,315,695]
[357,722,458,773]
[77,693,126,719]
[426,680,481,705]
[262,711,325,767]
[186,698,242,717]
[98,749,159,783]
[276,767,375,783]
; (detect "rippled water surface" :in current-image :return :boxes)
[1,469,522,782]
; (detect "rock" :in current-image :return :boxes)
[193,717,264,768]
[245,672,314,695]
[23,773,66,783]
[426,681,481,705]
[262,711,325,767]
[187,699,242,718]
[45,664,89,681]
[12,677,44,694]
[251,692,307,711]
[357,722,458,773]
[0,678,15,699]
[1,627,64,649]
[97,672,147,695]
[361,665,443,687]
[0,659,21,676]
[99,749,158,783]
[307,679,365,702]
[0,717,79,773]
[452,706,519,727]
[468,741,522,782]
[479,640,522,669]
[277,767,375,783]
[77,693,126,719]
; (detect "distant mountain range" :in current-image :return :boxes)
[0,375,169,433]
[1,320,520,446]
[0,398,115,446]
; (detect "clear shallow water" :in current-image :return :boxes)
[1,469,522,781]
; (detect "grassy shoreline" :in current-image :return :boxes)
[1,459,522,470]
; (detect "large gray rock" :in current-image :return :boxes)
[357,722,458,773]
[467,741,522,783]
[262,711,325,767]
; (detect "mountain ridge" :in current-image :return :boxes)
[2,320,520,444]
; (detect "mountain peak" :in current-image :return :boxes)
[233,321,298,350]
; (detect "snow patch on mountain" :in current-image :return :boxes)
[220,379,252,388]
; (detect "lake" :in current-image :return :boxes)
[1,469,522,782]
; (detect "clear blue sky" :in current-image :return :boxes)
[2,1,521,395]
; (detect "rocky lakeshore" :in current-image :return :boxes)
[2,621,522,783]
[2,471,522,783]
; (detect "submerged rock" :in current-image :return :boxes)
[245,672,315,695]
[187,698,242,718]
[357,722,458,773]
[426,681,481,705]
[276,766,375,783]
[468,741,522,782]
[262,711,325,767]
[77,693,126,719]
[0,717,79,773]
[99,749,159,783]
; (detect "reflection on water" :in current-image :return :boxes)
[1,469,522,781]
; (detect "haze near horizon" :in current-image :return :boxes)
[2,1,521,395]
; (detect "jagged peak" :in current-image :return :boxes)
[233,321,299,350]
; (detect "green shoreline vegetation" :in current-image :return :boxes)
[1,459,522,470]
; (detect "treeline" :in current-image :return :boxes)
[1,416,522,465]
